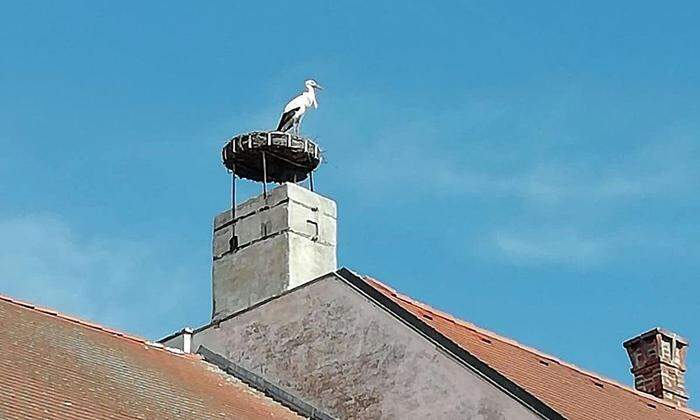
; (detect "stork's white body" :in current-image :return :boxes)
[276,80,321,134]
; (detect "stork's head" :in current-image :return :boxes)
[305,79,323,90]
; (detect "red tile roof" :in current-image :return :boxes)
[365,276,700,420]
[0,294,302,420]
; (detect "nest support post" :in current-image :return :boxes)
[229,167,238,251]
[261,150,268,198]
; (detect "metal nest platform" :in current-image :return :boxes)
[222,131,321,183]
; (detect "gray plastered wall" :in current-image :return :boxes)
[172,274,543,420]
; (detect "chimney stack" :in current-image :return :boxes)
[211,182,337,321]
[623,328,689,407]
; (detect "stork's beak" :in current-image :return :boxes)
[315,84,324,90]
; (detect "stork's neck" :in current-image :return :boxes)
[304,86,317,103]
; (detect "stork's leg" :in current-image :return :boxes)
[296,114,304,136]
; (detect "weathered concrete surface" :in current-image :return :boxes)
[211,183,336,321]
[189,275,542,420]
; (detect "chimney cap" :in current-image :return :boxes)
[623,327,689,349]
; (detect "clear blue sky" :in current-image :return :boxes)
[2,1,699,405]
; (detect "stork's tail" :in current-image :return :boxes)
[276,108,298,133]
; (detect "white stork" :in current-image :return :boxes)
[276,79,323,135]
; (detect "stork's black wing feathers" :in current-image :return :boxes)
[276,107,299,132]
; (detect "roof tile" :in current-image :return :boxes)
[364,276,700,420]
[0,294,302,420]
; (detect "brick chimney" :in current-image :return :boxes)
[623,328,689,407]
[211,182,337,321]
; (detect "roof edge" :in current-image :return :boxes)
[160,271,336,341]
[335,268,564,420]
[198,346,336,420]
[0,293,197,359]
[361,273,700,418]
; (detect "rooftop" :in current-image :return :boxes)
[0,294,303,420]
[363,274,700,420]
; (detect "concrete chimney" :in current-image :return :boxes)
[623,328,689,407]
[211,182,337,321]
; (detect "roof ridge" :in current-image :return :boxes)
[363,276,700,418]
[0,293,194,359]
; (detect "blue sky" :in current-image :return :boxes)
[1,1,699,406]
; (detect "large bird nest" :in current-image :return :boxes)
[222,131,321,183]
